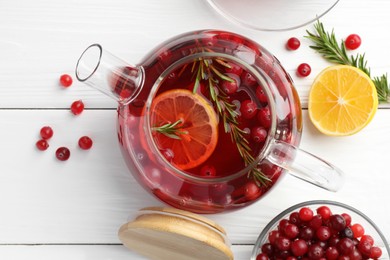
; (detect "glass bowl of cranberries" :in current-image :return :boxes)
[251,200,390,260]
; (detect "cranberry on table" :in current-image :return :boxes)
[36,139,49,151]
[40,126,54,140]
[286,37,301,50]
[345,34,362,50]
[70,100,85,115]
[56,147,70,161]
[297,63,311,77]
[78,136,93,150]
[59,74,73,87]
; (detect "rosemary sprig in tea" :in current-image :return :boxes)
[193,58,271,187]
[152,119,188,140]
[306,21,390,103]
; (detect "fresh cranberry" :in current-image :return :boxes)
[308,244,324,259]
[329,214,346,231]
[289,212,302,226]
[317,206,332,220]
[244,181,261,200]
[256,253,269,260]
[275,237,291,251]
[337,238,354,255]
[316,226,331,241]
[297,63,311,77]
[200,165,216,177]
[78,136,93,150]
[284,224,299,239]
[299,226,314,241]
[360,235,374,246]
[351,223,364,238]
[357,240,372,257]
[325,246,339,260]
[291,239,308,257]
[36,139,49,151]
[278,219,290,232]
[70,100,84,115]
[299,207,314,222]
[55,147,70,161]
[369,246,382,258]
[268,230,281,244]
[240,100,258,119]
[341,213,352,226]
[241,71,257,86]
[345,34,362,50]
[225,62,243,76]
[255,86,269,104]
[221,78,239,94]
[40,126,53,140]
[309,215,323,230]
[60,74,73,87]
[286,37,301,50]
[261,243,274,256]
[340,227,354,239]
[257,106,272,129]
[251,126,267,143]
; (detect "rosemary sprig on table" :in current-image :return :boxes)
[193,58,271,187]
[152,119,188,140]
[306,21,390,103]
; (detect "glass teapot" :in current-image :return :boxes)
[75,30,344,213]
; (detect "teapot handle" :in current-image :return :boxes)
[265,140,344,192]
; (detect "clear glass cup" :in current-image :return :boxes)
[207,0,340,31]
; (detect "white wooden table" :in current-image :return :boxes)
[1,0,389,259]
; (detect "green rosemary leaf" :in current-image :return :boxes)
[210,65,235,82]
[152,119,188,140]
[306,20,390,103]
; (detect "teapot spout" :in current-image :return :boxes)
[75,44,144,105]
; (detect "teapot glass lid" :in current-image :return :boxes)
[206,0,340,31]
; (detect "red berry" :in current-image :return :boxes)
[291,239,308,257]
[60,74,73,87]
[286,37,301,50]
[329,214,346,231]
[70,100,84,115]
[308,244,324,259]
[221,78,239,94]
[244,181,261,200]
[251,126,267,143]
[360,234,374,246]
[40,126,54,140]
[357,240,372,256]
[369,246,382,258]
[299,207,314,222]
[317,206,332,220]
[341,213,352,226]
[337,238,354,255]
[316,226,331,241]
[55,147,70,161]
[284,224,299,239]
[78,136,93,150]
[325,246,339,260]
[240,100,258,119]
[345,34,361,50]
[256,86,269,104]
[36,139,49,151]
[309,214,323,230]
[297,63,311,77]
[257,106,272,129]
[225,62,243,76]
[275,236,291,251]
[241,71,257,86]
[351,223,364,238]
[200,165,216,177]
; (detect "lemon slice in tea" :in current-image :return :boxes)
[308,65,378,136]
[150,89,218,170]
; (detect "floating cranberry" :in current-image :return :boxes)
[225,61,243,76]
[36,139,49,151]
[241,71,257,86]
[255,86,269,104]
[40,126,53,140]
[251,126,267,143]
[200,165,216,177]
[244,181,261,200]
[70,100,84,115]
[257,106,272,129]
[221,78,239,94]
[240,100,258,119]
[55,147,70,161]
[78,136,93,150]
[60,74,73,87]
[345,34,362,50]
[297,63,311,77]
[286,37,301,50]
